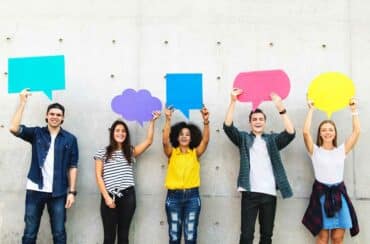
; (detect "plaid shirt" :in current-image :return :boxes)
[302,180,359,237]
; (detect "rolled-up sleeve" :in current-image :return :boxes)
[275,130,295,150]
[69,136,79,168]
[223,122,242,146]
[16,125,36,143]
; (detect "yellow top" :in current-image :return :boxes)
[165,147,200,189]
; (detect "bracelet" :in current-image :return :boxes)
[203,121,210,125]
[68,190,77,196]
[351,111,359,116]
[279,109,287,115]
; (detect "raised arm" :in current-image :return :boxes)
[303,100,315,155]
[224,88,242,126]
[196,107,210,157]
[162,107,173,158]
[344,98,360,154]
[133,111,161,157]
[9,88,31,134]
[270,93,295,134]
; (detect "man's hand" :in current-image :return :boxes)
[65,194,75,209]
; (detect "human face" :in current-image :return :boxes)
[178,128,191,147]
[46,108,64,128]
[319,122,336,144]
[249,113,266,135]
[113,124,127,145]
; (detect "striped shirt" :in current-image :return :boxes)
[94,149,135,193]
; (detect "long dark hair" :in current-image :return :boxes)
[169,122,202,149]
[105,120,132,164]
[316,120,337,147]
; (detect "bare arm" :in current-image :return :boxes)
[224,88,242,126]
[162,108,173,158]
[133,111,161,157]
[345,98,360,154]
[270,93,295,134]
[65,167,78,208]
[95,159,116,208]
[196,107,210,157]
[9,88,31,134]
[303,100,315,156]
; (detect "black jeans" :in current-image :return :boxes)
[100,187,136,244]
[240,192,277,244]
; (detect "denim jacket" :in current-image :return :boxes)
[15,125,79,197]
[223,122,295,198]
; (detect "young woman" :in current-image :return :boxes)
[94,112,160,244]
[162,107,210,244]
[302,99,360,244]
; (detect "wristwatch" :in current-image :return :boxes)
[68,190,77,196]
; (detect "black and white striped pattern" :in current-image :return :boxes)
[94,149,135,193]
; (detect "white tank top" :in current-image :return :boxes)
[311,144,345,184]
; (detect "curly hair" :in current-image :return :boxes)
[169,122,202,149]
[105,120,133,164]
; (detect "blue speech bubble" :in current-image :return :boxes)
[166,73,203,118]
[8,55,65,100]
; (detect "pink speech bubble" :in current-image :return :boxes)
[233,70,290,110]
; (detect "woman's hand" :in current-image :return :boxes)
[200,106,209,123]
[349,97,357,112]
[105,196,116,208]
[151,111,161,120]
[164,106,174,120]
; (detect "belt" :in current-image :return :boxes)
[167,187,199,193]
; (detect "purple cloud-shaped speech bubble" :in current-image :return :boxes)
[111,89,162,126]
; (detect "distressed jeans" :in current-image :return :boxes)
[240,192,277,244]
[165,188,201,244]
[22,190,67,244]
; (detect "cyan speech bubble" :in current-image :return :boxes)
[166,73,203,118]
[233,70,290,110]
[111,88,162,126]
[8,55,65,100]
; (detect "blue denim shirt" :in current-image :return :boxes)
[15,125,79,197]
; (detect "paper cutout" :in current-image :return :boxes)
[307,72,355,118]
[233,70,290,110]
[8,55,65,100]
[166,73,203,118]
[111,89,162,126]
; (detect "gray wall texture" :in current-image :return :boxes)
[0,0,369,243]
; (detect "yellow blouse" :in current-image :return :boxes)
[165,147,200,189]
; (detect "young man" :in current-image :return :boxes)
[223,88,295,244]
[10,88,79,244]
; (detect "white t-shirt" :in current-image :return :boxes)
[27,134,56,192]
[311,144,345,184]
[238,135,276,196]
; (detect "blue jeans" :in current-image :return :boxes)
[165,188,201,244]
[22,190,67,244]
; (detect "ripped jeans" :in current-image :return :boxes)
[165,188,201,244]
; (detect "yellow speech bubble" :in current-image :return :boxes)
[307,72,355,118]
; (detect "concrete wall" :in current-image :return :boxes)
[0,0,369,243]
